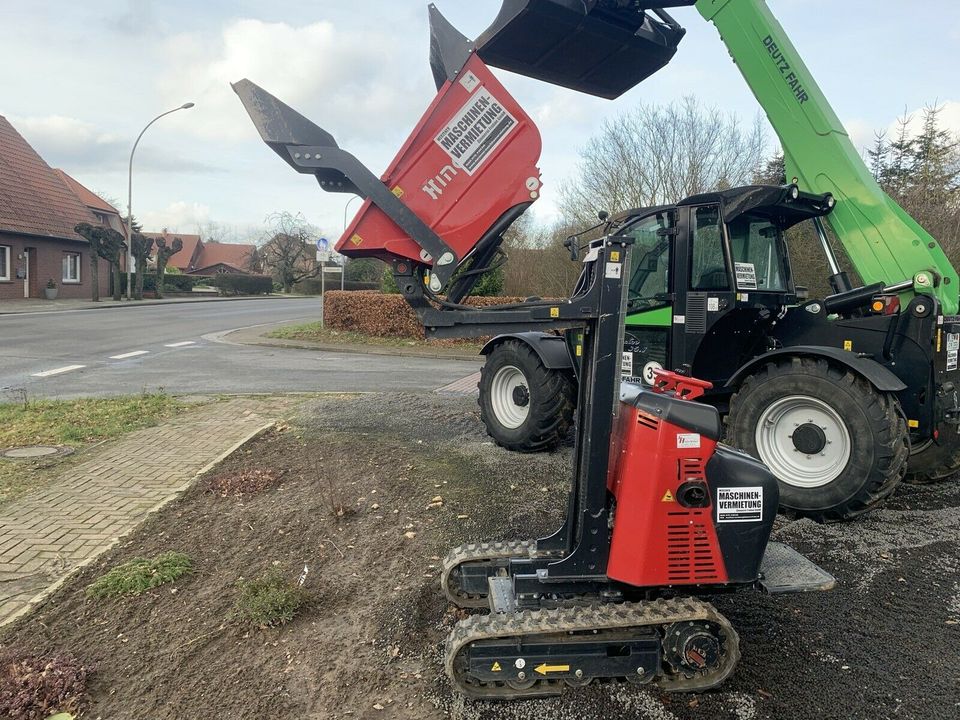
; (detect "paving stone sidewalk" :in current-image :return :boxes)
[0,396,297,626]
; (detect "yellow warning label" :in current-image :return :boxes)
[843,340,852,351]
[661,489,675,503]
[575,345,582,357]
[610,251,621,262]
[391,186,404,198]
[908,419,920,428]
[550,307,560,318]
[491,661,502,672]
[350,234,364,247]
[937,330,942,353]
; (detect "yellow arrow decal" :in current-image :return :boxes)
[534,662,570,676]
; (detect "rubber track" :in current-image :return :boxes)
[441,540,536,608]
[445,597,740,700]
[478,340,575,453]
[727,356,908,522]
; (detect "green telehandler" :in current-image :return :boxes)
[471,0,960,521]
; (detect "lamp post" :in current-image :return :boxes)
[126,102,195,300]
[341,195,361,291]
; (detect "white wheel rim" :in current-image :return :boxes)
[754,395,852,488]
[490,365,530,430]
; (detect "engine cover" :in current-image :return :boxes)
[607,383,779,588]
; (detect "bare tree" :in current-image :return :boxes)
[258,212,322,293]
[130,232,154,300]
[559,96,767,224]
[75,223,126,301]
[154,236,183,299]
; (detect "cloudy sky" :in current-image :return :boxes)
[2,0,958,242]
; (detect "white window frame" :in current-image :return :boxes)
[62,251,81,284]
[0,245,10,281]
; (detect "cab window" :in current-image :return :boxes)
[691,205,730,291]
[624,211,673,309]
[728,214,788,291]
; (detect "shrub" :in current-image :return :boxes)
[209,274,273,296]
[119,273,200,294]
[234,569,310,627]
[323,291,543,339]
[0,650,90,720]
[86,552,192,598]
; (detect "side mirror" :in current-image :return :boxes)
[563,236,578,261]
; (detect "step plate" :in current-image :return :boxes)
[488,576,517,614]
[758,542,836,593]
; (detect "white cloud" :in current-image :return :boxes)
[157,18,435,147]
[9,113,220,174]
[141,201,211,233]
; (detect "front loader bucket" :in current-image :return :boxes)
[474,0,695,99]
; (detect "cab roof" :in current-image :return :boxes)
[612,184,834,230]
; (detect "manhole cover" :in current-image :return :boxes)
[2,445,72,459]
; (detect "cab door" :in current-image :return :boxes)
[621,209,675,384]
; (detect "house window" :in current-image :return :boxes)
[63,252,81,283]
[0,245,9,281]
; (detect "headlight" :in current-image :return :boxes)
[790,185,800,200]
[826,194,836,209]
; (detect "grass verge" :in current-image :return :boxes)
[86,552,193,598]
[266,322,482,353]
[0,393,192,507]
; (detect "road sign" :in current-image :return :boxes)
[322,266,343,273]
[316,250,331,262]
[316,237,330,252]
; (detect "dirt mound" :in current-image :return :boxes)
[1,393,958,719]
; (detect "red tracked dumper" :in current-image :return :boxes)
[233,2,835,699]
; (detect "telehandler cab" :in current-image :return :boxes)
[232,0,836,699]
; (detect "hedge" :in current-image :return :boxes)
[323,291,541,340]
[209,274,273,296]
[119,273,209,293]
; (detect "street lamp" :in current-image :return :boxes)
[126,102,195,300]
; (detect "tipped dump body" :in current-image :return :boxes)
[474,0,691,98]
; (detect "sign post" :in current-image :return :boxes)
[317,238,330,327]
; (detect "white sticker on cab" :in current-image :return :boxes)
[676,433,701,449]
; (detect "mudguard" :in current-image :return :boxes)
[481,332,574,370]
[725,345,907,393]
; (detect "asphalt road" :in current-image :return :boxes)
[0,298,477,400]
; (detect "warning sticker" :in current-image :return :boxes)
[734,262,758,290]
[707,297,720,312]
[435,88,518,175]
[677,433,701,449]
[717,487,764,523]
[621,351,633,375]
[948,332,959,371]
[605,262,622,279]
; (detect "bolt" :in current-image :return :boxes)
[637,667,645,676]
[517,671,526,680]
[575,669,583,679]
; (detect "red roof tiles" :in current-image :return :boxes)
[0,115,98,240]
[53,169,119,215]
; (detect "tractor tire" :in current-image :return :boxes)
[726,356,908,522]
[904,440,960,484]
[478,339,575,453]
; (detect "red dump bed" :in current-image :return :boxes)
[335,54,542,266]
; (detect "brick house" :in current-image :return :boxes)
[143,231,258,275]
[0,115,116,302]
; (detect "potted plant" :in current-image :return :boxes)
[44,278,58,300]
